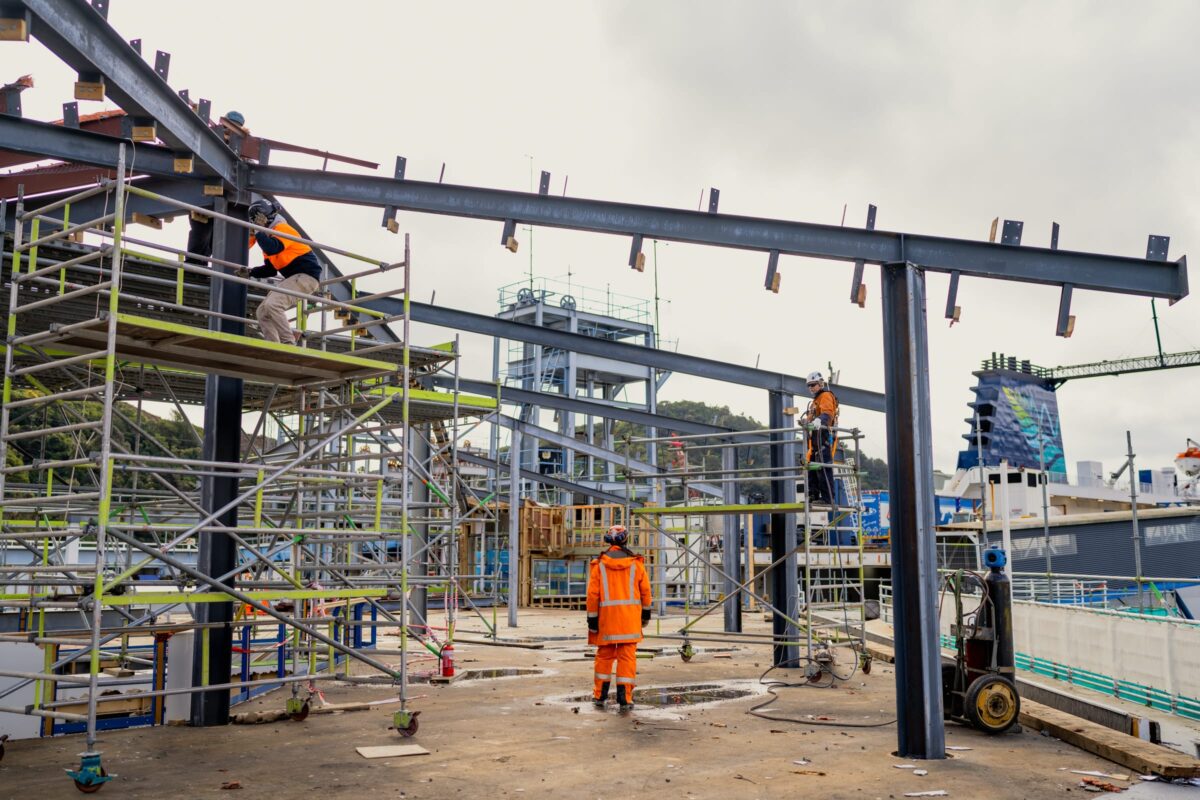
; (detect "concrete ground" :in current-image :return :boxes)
[0,609,1182,799]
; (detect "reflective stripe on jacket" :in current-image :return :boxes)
[586,546,652,645]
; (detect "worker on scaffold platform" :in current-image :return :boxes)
[802,370,840,507]
[240,198,322,344]
[587,525,652,711]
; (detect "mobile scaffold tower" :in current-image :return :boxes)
[620,423,871,680]
[0,150,497,792]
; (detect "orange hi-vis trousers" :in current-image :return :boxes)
[593,642,638,700]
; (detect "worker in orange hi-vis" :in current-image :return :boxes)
[587,524,652,711]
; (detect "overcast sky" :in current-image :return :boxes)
[8,1,1199,477]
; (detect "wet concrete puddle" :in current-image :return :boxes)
[567,683,753,707]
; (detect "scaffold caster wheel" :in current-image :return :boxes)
[0,733,8,762]
[67,752,112,794]
[287,697,310,722]
[393,709,420,737]
[860,653,873,675]
[679,643,695,663]
[964,674,1019,735]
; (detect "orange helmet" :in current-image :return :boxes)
[604,524,628,546]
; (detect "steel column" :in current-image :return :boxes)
[880,261,945,759]
[190,200,247,726]
[721,444,742,633]
[768,391,798,667]
[507,425,520,627]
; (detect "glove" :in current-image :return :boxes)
[807,417,822,431]
[233,266,250,278]
[587,616,599,633]
[641,608,651,627]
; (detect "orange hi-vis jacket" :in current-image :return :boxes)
[806,388,840,460]
[587,547,652,646]
[249,220,313,271]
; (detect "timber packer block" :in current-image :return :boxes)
[131,124,157,142]
[202,183,224,197]
[0,15,29,41]
[74,80,105,101]
[173,155,194,174]
[131,212,163,230]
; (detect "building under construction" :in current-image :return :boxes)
[2,3,1200,797]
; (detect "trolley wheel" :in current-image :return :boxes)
[289,700,310,722]
[0,733,7,762]
[679,643,695,663]
[965,674,1020,734]
[860,653,872,675]
[941,664,962,720]
[393,709,421,737]
[73,768,107,794]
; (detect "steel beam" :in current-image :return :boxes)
[456,450,628,506]
[721,445,742,633]
[23,0,240,184]
[880,262,945,759]
[768,391,799,667]
[427,375,730,436]
[189,199,247,726]
[380,299,885,412]
[252,165,1188,301]
[0,114,183,176]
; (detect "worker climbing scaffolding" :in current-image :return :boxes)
[802,371,840,507]
[239,198,323,344]
[587,525,653,711]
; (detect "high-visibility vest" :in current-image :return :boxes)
[250,220,313,271]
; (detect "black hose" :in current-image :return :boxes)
[746,657,897,729]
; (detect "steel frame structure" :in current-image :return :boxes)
[0,0,1189,764]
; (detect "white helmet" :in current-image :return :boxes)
[806,371,825,384]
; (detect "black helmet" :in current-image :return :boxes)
[247,198,278,222]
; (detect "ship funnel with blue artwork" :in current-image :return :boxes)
[956,354,1066,481]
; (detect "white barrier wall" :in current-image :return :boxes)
[938,596,1200,703]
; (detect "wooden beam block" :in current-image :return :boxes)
[855,283,866,308]
[74,81,105,102]
[0,17,29,41]
[131,125,157,142]
[173,155,194,174]
[1020,699,1200,779]
[202,183,224,196]
[385,217,400,234]
[131,212,163,230]
[190,211,210,223]
[505,235,519,253]
[632,252,645,272]
[770,273,781,294]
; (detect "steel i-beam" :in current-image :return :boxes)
[880,261,945,759]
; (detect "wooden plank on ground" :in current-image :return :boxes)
[1020,699,1200,779]
[356,745,430,759]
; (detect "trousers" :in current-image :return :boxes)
[256,273,318,343]
[593,642,638,701]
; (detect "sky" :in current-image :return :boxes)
[7,1,1199,478]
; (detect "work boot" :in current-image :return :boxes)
[593,681,610,708]
[617,685,633,711]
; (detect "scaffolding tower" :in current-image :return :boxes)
[620,423,871,680]
[0,154,498,791]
